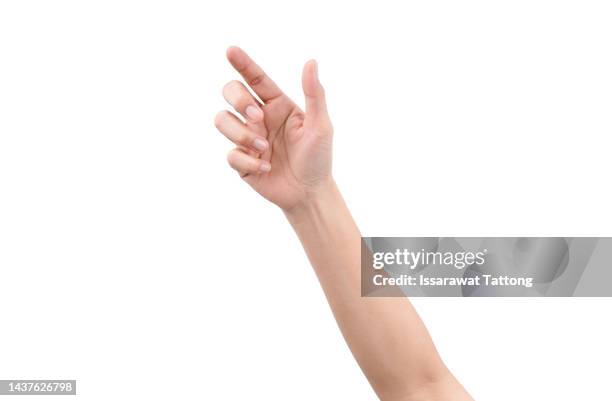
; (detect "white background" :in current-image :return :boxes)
[1,1,611,400]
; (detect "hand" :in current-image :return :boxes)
[214,47,333,212]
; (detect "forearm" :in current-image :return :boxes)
[285,179,470,401]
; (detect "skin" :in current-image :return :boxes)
[215,46,474,401]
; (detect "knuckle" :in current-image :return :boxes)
[248,73,265,87]
[237,132,251,145]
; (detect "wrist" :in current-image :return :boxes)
[283,177,341,225]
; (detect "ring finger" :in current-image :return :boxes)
[214,110,269,153]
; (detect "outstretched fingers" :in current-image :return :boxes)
[226,46,283,103]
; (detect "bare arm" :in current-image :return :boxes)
[285,180,471,401]
[215,46,472,401]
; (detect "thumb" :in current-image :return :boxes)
[302,60,331,132]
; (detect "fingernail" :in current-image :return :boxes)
[245,105,263,121]
[252,137,268,152]
[259,161,271,173]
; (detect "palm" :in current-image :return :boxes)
[219,47,333,211]
[244,97,329,210]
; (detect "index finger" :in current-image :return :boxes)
[226,46,284,103]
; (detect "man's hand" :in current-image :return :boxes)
[214,46,333,211]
